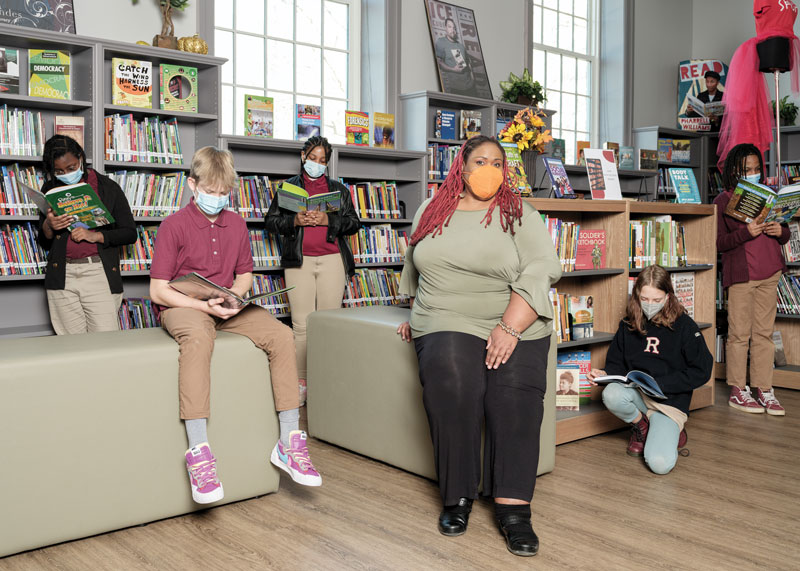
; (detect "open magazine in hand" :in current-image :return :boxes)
[592,370,667,400]
[168,272,294,309]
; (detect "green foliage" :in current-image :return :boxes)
[772,95,799,126]
[499,69,546,106]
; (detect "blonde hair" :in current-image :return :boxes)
[190,146,237,190]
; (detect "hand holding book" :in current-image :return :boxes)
[586,368,667,400]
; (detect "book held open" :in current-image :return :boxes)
[276,182,341,213]
[725,180,800,224]
[592,370,666,400]
[20,181,115,230]
[168,272,295,309]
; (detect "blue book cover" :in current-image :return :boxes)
[294,104,321,141]
[668,168,701,204]
[434,109,457,140]
[543,157,576,198]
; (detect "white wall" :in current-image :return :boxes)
[400,0,527,98]
[691,0,753,62]
[73,0,200,44]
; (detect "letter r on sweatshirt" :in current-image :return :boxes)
[644,337,660,354]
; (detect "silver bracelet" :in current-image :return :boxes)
[498,320,522,340]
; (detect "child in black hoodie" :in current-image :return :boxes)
[587,265,713,474]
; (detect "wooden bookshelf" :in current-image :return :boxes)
[527,199,718,443]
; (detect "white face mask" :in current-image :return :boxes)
[743,173,761,184]
[303,159,327,179]
[641,300,666,320]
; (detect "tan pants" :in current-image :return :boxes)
[160,305,300,419]
[46,261,123,335]
[725,270,781,390]
[284,253,346,378]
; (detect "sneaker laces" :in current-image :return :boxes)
[288,445,313,471]
[759,390,780,406]
[735,387,758,404]
[190,460,219,488]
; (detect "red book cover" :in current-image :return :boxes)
[574,229,606,270]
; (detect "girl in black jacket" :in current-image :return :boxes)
[38,135,136,334]
[587,265,713,474]
[264,136,360,401]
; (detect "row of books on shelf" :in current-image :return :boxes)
[104,114,183,164]
[627,271,695,318]
[555,350,593,411]
[777,272,800,315]
[108,170,186,217]
[341,180,402,219]
[251,274,291,316]
[0,106,86,158]
[549,290,594,343]
[234,175,279,219]
[249,230,282,268]
[432,109,482,140]
[346,225,409,264]
[708,170,724,196]
[0,163,43,215]
[541,215,606,272]
[119,226,157,271]
[427,144,460,180]
[782,221,800,262]
[118,297,159,330]
[0,222,46,275]
[629,217,688,269]
[342,268,408,308]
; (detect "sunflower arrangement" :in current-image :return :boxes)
[499,108,553,153]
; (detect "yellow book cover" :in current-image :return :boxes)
[28,49,70,100]
[373,112,395,149]
[112,58,153,108]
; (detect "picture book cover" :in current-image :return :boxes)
[725,180,800,224]
[548,137,566,161]
[574,229,606,270]
[677,58,728,131]
[670,271,695,319]
[159,63,198,113]
[583,148,622,200]
[28,49,70,99]
[112,58,153,108]
[54,115,84,148]
[556,350,593,405]
[276,181,340,213]
[668,168,701,204]
[345,110,370,146]
[0,47,20,94]
[434,109,457,139]
[556,364,581,411]
[604,142,620,166]
[21,181,114,230]
[568,295,594,340]
[244,94,274,138]
[460,110,481,139]
[593,370,667,400]
[294,104,321,141]
[576,140,590,166]
[619,146,635,170]
[671,139,691,164]
[501,143,532,195]
[657,138,672,162]
[639,149,659,170]
[169,272,294,310]
[543,157,576,198]
[373,112,395,149]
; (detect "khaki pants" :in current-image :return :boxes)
[160,305,300,419]
[46,261,122,335]
[725,270,781,390]
[284,253,346,378]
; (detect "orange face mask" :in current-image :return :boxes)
[464,165,504,200]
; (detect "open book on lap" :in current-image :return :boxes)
[593,370,667,400]
[169,272,294,309]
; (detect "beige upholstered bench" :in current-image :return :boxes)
[0,328,280,558]
[306,306,556,482]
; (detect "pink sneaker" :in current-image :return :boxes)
[185,443,224,504]
[756,388,786,416]
[728,386,765,414]
[270,430,322,486]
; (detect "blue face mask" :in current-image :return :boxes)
[303,159,327,179]
[56,168,83,185]
[743,174,761,184]
[194,190,229,215]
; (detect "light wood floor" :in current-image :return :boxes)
[3,381,799,570]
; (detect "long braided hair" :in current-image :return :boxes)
[721,143,763,190]
[410,135,523,246]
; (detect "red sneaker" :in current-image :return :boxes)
[728,386,765,414]
[678,428,688,449]
[755,388,785,416]
[627,415,649,457]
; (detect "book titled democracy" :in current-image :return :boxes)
[20,181,114,230]
[276,182,341,213]
[592,370,666,400]
[168,272,295,310]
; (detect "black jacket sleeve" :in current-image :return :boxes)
[98,176,137,248]
[603,321,629,377]
[656,318,713,394]
[264,192,298,238]
[326,181,360,241]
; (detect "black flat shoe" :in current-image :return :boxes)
[438,497,473,536]
[498,514,539,556]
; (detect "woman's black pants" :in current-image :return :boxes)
[414,331,549,506]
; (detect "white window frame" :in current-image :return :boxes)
[214,0,361,139]
[531,0,599,164]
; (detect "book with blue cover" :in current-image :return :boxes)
[434,109,457,140]
[593,370,667,400]
[668,168,701,204]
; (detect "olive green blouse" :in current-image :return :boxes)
[398,199,562,340]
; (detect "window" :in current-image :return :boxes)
[532,0,597,165]
[214,0,360,142]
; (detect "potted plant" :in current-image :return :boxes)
[772,96,799,127]
[499,69,547,107]
[132,0,191,49]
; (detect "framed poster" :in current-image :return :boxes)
[0,0,76,33]
[425,0,492,100]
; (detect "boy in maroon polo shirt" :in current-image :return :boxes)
[150,147,321,504]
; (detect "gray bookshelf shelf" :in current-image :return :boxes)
[557,332,615,349]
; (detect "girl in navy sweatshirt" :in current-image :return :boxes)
[587,265,713,474]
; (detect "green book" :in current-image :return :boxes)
[21,181,114,230]
[29,49,70,100]
[276,182,340,213]
[159,63,198,113]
